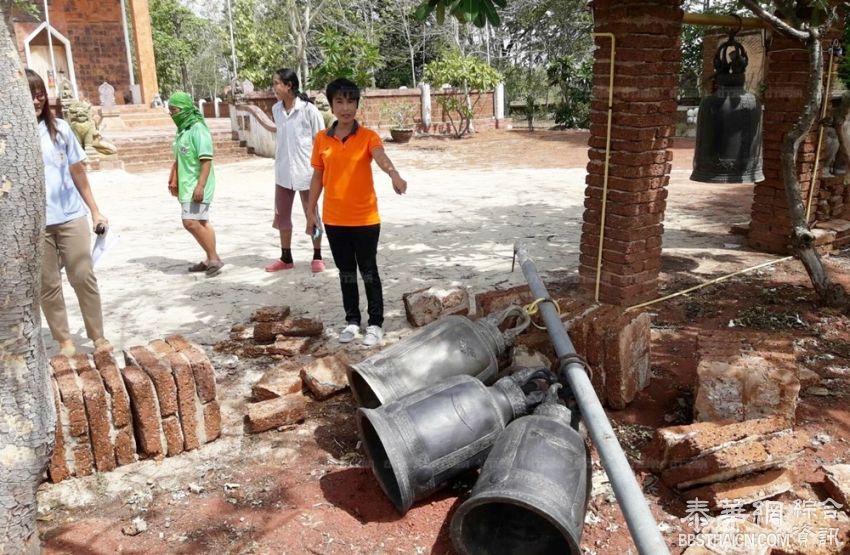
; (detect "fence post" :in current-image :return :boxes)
[214,97,222,118]
[420,83,432,129]
[494,83,505,120]
[198,98,207,117]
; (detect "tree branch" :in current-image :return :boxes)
[739,0,808,41]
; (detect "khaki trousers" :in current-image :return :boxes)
[41,216,104,342]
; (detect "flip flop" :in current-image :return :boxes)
[205,262,224,277]
[188,262,208,272]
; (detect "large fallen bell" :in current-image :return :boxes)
[357,368,551,514]
[450,386,590,555]
[348,306,529,408]
[691,34,764,184]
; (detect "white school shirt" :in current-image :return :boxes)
[40,119,88,226]
[272,98,326,191]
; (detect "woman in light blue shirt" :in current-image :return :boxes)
[28,69,110,356]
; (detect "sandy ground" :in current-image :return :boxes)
[51,132,763,356]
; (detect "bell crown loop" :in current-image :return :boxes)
[713,35,749,88]
[480,305,532,348]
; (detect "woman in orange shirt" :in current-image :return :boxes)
[306,78,408,347]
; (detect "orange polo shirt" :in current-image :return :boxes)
[310,121,383,226]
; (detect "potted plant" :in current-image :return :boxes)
[381,102,417,144]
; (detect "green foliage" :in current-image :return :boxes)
[309,28,384,90]
[231,0,289,89]
[414,0,505,27]
[547,54,592,128]
[149,0,208,97]
[424,50,502,137]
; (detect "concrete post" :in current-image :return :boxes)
[198,98,206,117]
[214,97,222,118]
[494,83,505,120]
[420,83,432,128]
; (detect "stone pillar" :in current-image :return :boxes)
[579,0,683,306]
[128,0,159,105]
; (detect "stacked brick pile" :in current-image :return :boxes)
[215,306,324,359]
[48,336,221,483]
[814,175,850,222]
[647,417,808,508]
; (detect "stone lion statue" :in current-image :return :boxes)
[67,100,117,156]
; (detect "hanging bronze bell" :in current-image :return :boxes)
[691,34,764,184]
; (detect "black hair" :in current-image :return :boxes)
[26,68,61,143]
[326,78,360,107]
[274,68,311,103]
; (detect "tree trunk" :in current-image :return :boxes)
[0,7,55,555]
[777,30,846,306]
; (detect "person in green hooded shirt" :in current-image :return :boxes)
[167,91,224,276]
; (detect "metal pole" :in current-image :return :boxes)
[513,244,670,555]
[225,0,239,82]
[42,0,59,97]
[120,0,137,90]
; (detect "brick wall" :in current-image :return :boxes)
[242,87,498,135]
[579,0,684,306]
[13,0,132,105]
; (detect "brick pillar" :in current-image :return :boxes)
[748,34,819,254]
[128,0,159,105]
[579,0,683,306]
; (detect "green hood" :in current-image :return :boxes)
[168,91,206,132]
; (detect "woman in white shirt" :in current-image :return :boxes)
[27,69,110,356]
[265,68,327,273]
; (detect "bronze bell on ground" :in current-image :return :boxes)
[691,33,764,184]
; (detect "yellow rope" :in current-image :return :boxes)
[524,297,562,329]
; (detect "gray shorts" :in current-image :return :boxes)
[181,202,210,221]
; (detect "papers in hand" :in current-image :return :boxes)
[91,230,117,267]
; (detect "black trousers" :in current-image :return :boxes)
[325,224,383,327]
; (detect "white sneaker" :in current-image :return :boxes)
[362,325,384,347]
[339,324,360,343]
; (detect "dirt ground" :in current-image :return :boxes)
[36,129,850,554]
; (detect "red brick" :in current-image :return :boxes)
[125,346,178,417]
[474,285,533,316]
[605,312,652,410]
[253,318,324,342]
[121,361,166,458]
[403,286,469,327]
[114,428,137,466]
[165,351,201,451]
[93,349,132,429]
[203,401,222,441]
[162,416,184,457]
[253,359,304,401]
[246,395,310,433]
[267,336,313,357]
[50,356,88,438]
[47,378,70,483]
[72,355,116,472]
[685,468,794,511]
[645,416,789,472]
[251,305,291,322]
[300,355,351,400]
[166,336,217,403]
[661,430,807,489]
[73,444,94,477]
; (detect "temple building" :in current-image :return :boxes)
[11,0,159,105]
